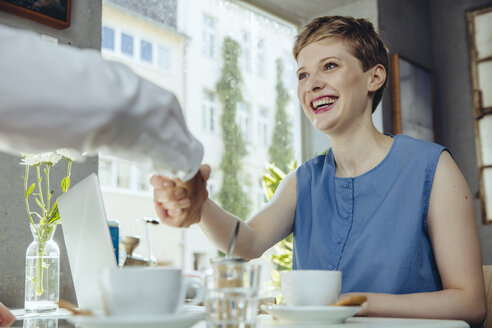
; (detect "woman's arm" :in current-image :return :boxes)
[152,169,298,260]
[199,171,298,259]
[343,151,486,327]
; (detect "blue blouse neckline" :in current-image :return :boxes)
[329,134,399,180]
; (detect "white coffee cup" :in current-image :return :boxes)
[280,270,341,306]
[100,267,203,317]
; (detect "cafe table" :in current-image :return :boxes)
[12,312,470,328]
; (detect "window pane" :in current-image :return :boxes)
[121,33,134,56]
[399,57,434,142]
[202,15,215,57]
[241,32,251,71]
[99,157,112,186]
[256,39,265,76]
[478,60,492,108]
[102,26,115,50]
[475,10,492,59]
[484,168,492,222]
[158,44,171,70]
[140,40,153,63]
[479,114,492,165]
[116,161,131,188]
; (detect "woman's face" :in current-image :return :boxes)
[296,38,375,136]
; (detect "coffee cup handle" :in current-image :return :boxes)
[183,278,204,306]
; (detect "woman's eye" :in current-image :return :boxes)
[324,62,337,70]
[298,72,307,80]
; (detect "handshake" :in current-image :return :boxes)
[150,164,211,228]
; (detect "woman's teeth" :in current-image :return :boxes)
[312,97,337,110]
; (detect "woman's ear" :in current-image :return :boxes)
[367,64,386,92]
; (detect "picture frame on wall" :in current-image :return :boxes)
[390,54,435,142]
[0,0,71,29]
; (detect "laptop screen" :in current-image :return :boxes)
[58,173,117,311]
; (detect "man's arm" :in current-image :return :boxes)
[0,24,202,181]
[0,303,15,327]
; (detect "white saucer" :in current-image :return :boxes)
[67,311,205,328]
[261,304,361,324]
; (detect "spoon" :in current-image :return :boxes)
[226,221,240,258]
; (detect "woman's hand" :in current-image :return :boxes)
[151,164,211,227]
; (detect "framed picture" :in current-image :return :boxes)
[390,54,435,142]
[0,0,71,29]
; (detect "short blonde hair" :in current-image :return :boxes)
[293,16,388,113]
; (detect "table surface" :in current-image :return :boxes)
[12,313,470,328]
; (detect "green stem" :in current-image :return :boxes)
[45,165,51,222]
[35,240,45,296]
[24,166,35,227]
[36,166,46,218]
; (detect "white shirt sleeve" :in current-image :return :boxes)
[0,24,203,181]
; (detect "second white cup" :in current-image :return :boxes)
[100,267,203,317]
[280,270,341,307]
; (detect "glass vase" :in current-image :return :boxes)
[25,224,60,313]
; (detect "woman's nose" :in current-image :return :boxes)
[305,72,325,92]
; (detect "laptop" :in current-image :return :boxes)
[58,173,117,312]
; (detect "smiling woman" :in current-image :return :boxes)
[153,15,487,327]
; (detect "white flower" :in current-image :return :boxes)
[38,152,62,165]
[56,148,81,161]
[20,153,42,166]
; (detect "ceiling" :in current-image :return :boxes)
[241,0,358,26]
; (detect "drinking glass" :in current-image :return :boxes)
[205,258,261,328]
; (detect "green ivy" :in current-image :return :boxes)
[268,59,294,173]
[216,37,250,219]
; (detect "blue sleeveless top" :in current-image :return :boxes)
[293,134,445,294]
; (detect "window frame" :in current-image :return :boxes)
[467,5,492,224]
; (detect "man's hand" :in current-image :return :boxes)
[0,303,15,327]
[150,164,211,227]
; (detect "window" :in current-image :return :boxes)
[237,102,250,142]
[100,0,300,270]
[157,44,171,71]
[99,154,152,194]
[140,39,153,63]
[467,6,492,223]
[256,39,265,77]
[102,26,115,50]
[258,107,269,146]
[202,90,217,133]
[202,14,215,57]
[241,32,251,72]
[121,32,134,56]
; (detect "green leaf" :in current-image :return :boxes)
[61,177,70,192]
[26,183,35,198]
